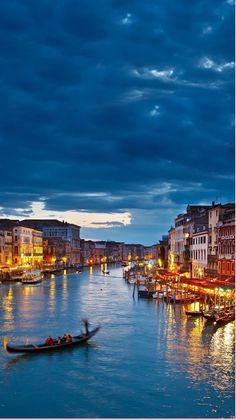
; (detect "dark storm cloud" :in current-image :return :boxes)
[0,0,234,241]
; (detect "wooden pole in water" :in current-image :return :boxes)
[133,282,136,299]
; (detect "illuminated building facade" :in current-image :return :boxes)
[0,229,13,267]
[21,219,81,266]
[218,208,235,277]
[12,226,43,267]
[207,202,234,274]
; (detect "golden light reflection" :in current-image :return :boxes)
[62,277,68,310]
[49,279,56,312]
[89,266,93,276]
[163,304,234,390]
[22,286,38,296]
[101,263,108,272]
[1,287,14,324]
[208,322,235,391]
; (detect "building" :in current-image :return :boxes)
[21,219,81,266]
[190,228,208,278]
[217,208,235,278]
[207,203,235,275]
[43,237,72,267]
[122,244,144,261]
[12,226,43,267]
[0,229,13,267]
[80,240,95,266]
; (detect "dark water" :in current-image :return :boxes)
[0,265,235,418]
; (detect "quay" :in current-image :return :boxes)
[124,264,235,314]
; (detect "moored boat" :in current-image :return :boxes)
[214,311,235,325]
[10,268,27,281]
[21,270,43,284]
[138,285,156,298]
[185,310,204,316]
[3,324,100,354]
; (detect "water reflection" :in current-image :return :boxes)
[49,279,56,312]
[62,276,68,311]
[0,267,234,419]
[1,287,14,326]
[164,301,235,395]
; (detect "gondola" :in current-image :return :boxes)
[102,270,110,275]
[3,325,100,354]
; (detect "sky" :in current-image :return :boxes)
[0,0,234,245]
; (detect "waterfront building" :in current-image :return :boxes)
[122,244,144,261]
[190,228,208,278]
[156,236,168,268]
[43,237,71,267]
[217,207,235,278]
[207,202,235,275]
[80,239,95,266]
[21,219,81,266]
[93,242,106,264]
[0,229,13,267]
[143,245,157,261]
[169,205,211,275]
[105,241,123,262]
[12,226,43,267]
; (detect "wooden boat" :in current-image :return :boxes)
[214,311,235,325]
[10,268,27,281]
[138,285,156,298]
[102,270,110,275]
[203,310,219,320]
[185,310,204,316]
[3,325,100,354]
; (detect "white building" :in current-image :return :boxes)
[191,229,208,278]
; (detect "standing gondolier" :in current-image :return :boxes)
[82,319,89,335]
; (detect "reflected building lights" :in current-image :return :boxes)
[49,280,56,312]
[1,287,14,324]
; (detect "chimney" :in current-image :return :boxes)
[212,201,215,207]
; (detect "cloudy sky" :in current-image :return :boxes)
[0,0,234,245]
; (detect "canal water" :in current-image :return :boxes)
[0,265,235,418]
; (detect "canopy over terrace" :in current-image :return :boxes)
[178,277,235,302]
[156,269,178,278]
